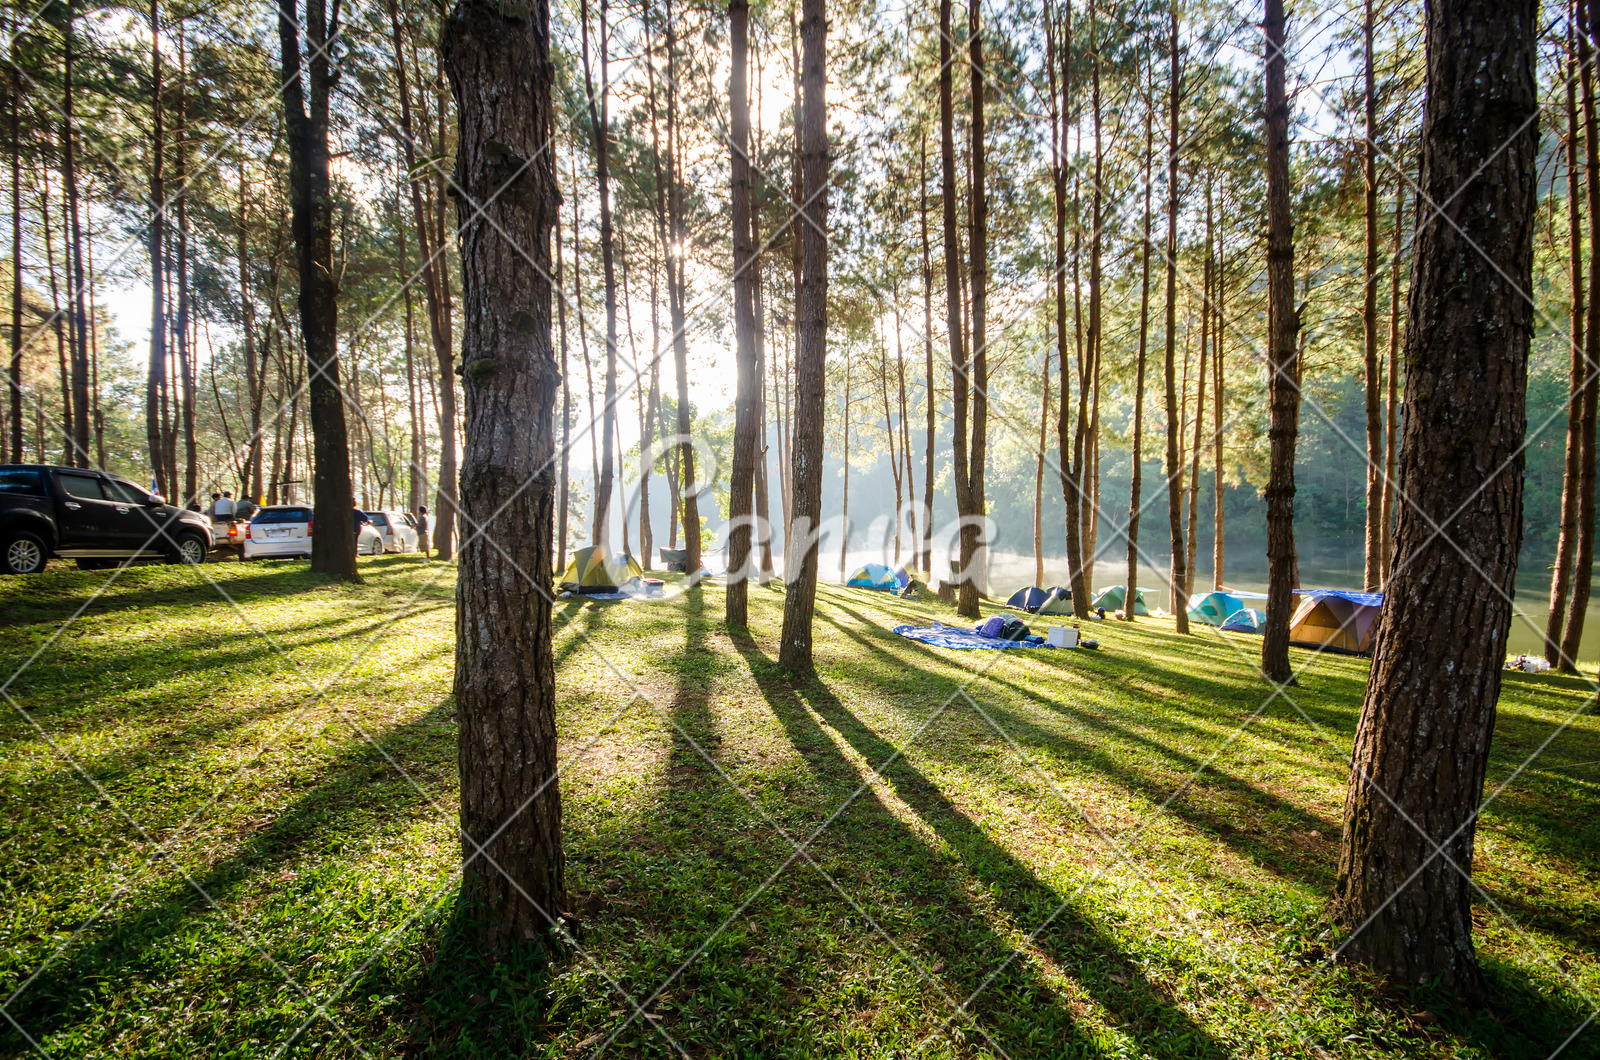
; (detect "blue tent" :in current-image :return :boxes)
[893,565,912,589]
[1220,608,1266,634]
[1187,589,1268,626]
[1007,586,1050,611]
[846,562,898,590]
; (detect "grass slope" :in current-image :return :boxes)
[0,558,1596,1059]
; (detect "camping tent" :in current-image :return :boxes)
[561,546,644,592]
[1038,586,1074,615]
[1288,590,1383,654]
[1091,585,1149,615]
[846,563,898,590]
[1006,586,1050,612]
[1008,585,1073,613]
[1220,608,1266,634]
[1187,589,1269,626]
[893,565,913,590]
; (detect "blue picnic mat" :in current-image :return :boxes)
[892,623,1048,650]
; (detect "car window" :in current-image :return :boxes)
[57,473,106,500]
[369,513,388,526]
[0,469,44,496]
[250,508,312,525]
[105,479,149,504]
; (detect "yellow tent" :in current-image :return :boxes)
[560,546,644,592]
[1288,590,1383,655]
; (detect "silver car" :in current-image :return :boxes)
[244,507,385,560]
[364,510,419,553]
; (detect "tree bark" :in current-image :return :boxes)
[662,1,700,573]
[556,211,571,566]
[919,128,935,575]
[962,0,989,614]
[7,34,19,464]
[61,5,91,468]
[1333,0,1536,998]
[1382,180,1406,578]
[1548,26,1585,665]
[1127,78,1154,621]
[443,0,567,947]
[1561,1,1600,671]
[175,28,196,501]
[777,0,828,669]
[280,0,358,580]
[147,0,167,496]
[726,0,760,622]
[388,0,458,559]
[1361,0,1384,592]
[1261,0,1299,679]
[1212,183,1225,590]
[1163,4,1188,632]
[579,0,619,550]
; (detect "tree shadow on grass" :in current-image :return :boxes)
[720,631,1229,1060]
[819,604,1600,1057]
[0,702,458,1056]
[818,605,1345,885]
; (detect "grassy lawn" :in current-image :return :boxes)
[1,557,1596,1059]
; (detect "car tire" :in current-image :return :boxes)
[3,530,49,574]
[171,533,208,566]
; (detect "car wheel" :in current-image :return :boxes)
[172,534,208,566]
[3,531,49,574]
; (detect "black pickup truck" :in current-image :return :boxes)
[0,464,214,574]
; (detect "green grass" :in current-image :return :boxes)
[1,557,1596,1058]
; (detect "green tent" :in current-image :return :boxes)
[560,546,644,592]
[1090,584,1149,615]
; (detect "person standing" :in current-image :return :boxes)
[416,504,431,558]
[215,491,236,519]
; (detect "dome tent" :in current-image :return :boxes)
[846,562,898,590]
[1006,586,1050,612]
[1091,584,1149,616]
[1188,589,1268,626]
[1288,590,1383,655]
[1220,607,1266,634]
[1037,586,1074,615]
[560,546,644,593]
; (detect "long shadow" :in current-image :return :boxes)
[818,605,1345,885]
[0,566,339,629]
[728,632,1228,1060]
[820,605,1600,1054]
[1,702,458,1054]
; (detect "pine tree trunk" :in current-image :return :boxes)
[579,0,618,549]
[61,7,92,468]
[1333,0,1536,996]
[1361,0,1384,592]
[1126,81,1153,621]
[1163,5,1189,632]
[777,0,828,670]
[7,39,20,463]
[556,212,571,567]
[940,0,972,614]
[175,31,196,501]
[280,0,358,580]
[726,0,760,622]
[919,129,935,575]
[389,0,458,558]
[1548,29,1584,665]
[1211,182,1225,590]
[1561,4,1600,671]
[1381,182,1405,578]
[147,0,167,496]
[1260,0,1299,679]
[443,0,566,947]
[963,0,989,611]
